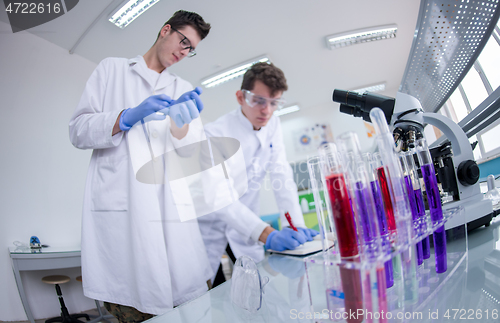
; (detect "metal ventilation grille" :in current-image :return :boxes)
[400,0,500,112]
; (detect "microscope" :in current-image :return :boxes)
[333,89,493,231]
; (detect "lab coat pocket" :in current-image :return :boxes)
[91,155,128,212]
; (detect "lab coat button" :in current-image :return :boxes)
[152,131,159,138]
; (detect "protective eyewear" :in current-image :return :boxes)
[242,90,286,111]
[171,27,196,58]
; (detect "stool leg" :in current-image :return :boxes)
[55,284,90,323]
[95,300,104,317]
[54,284,71,320]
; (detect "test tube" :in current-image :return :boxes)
[307,156,337,255]
[415,138,447,273]
[363,153,394,288]
[369,108,412,249]
[337,133,389,320]
[340,266,364,323]
[372,153,397,243]
[405,151,431,259]
[402,247,418,304]
[337,132,381,261]
[399,153,424,266]
[375,265,389,323]
[318,143,363,322]
[318,143,359,260]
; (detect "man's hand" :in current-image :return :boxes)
[265,228,307,252]
[168,87,203,128]
[297,227,319,241]
[119,94,173,131]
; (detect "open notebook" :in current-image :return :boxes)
[267,234,335,256]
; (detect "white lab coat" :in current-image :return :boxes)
[69,56,212,315]
[199,107,306,276]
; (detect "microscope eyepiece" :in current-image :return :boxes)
[333,90,365,108]
[332,89,395,125]
[339,104,371,122]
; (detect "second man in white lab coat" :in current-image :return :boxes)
[199,62,318,285]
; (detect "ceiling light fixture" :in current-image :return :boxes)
[274,105,300,117]
[201,56,270,88]
[109,0,161,29]
[352,82,387,93]
[326,24,397,49]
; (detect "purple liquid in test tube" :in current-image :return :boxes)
[355,182,378,256]
[370,180,394,288]
[421,163,447,273]
[404,175,424,266]
[414,188,431,259]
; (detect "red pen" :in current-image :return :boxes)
[284,211,298,231]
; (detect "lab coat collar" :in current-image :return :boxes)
[236,106,269,148]
[129,56,176,92]
[236,106,255,132]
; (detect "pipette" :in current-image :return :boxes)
[141,119,156,161]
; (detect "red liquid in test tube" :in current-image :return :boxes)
[325,173,359,259]
[376,167,397,238]
[340,267,364,323]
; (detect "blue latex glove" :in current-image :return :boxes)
[297,227,319,241]
[168,87,204,128]
[119,94,172,131]
[265,228,307,252]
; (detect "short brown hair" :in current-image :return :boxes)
[156,10,211,41]
[241,62,288,96]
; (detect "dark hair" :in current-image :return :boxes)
[241,62,288,96]
[156,10,211,41]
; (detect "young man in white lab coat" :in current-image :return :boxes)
[199,62,318,286]
[69,10,213,322]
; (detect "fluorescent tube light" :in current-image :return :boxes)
[326,24,397,49]
[352,82,386,93]
[274,105,300,117]
[201,56,270,88]
[109,0,161,29]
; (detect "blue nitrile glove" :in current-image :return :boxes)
[119,94,172,131]
[297,227,319,241]
[265,228,308,252]
[168,87,204,128]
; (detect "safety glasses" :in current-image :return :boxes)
[242,90,286,111]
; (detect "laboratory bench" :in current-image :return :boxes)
[8,245,82,323]
[150,216,500,323]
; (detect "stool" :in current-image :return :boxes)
[76,276,114,323]
[42,275,90,323]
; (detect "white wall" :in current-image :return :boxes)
[280,101,376,163]
[0,21,97,321]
